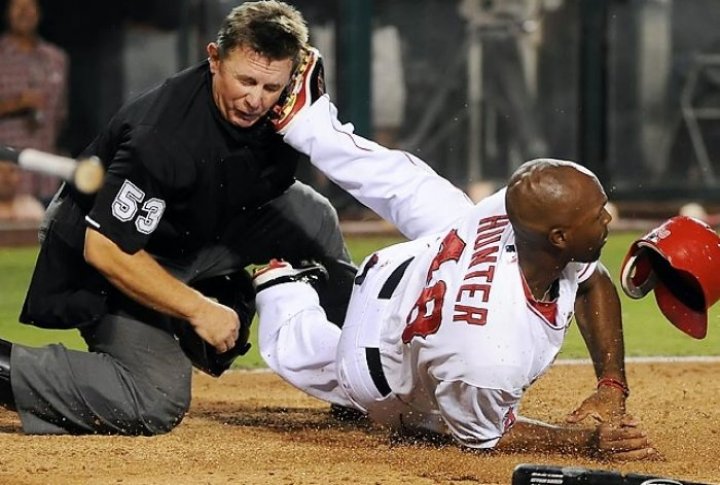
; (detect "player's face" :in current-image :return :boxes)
[568,184,612,263]
[208,43,293,128]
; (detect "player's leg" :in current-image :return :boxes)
[6,311,192,435]
[253,245,414,419]
[253,261,354,408]
[334,245,416,422]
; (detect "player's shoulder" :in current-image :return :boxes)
[457,187,511,235]
[470,187,508,215]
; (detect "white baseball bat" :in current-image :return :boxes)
[0,145,104,194]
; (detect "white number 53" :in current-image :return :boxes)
[111,180,166,234]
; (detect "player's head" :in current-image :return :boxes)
[506,158,612,263]
[621,216,720,339]
[207,1,309,128]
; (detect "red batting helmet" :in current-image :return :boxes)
[620,216,720,339]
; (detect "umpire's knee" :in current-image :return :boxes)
[129,383,191,436]
[116,356,192,436]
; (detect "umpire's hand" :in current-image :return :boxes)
[189,297,241,353]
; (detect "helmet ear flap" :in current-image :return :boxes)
[621,245,658,299]
[622,243,707,309]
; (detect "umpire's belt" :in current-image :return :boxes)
[366,257,413,398]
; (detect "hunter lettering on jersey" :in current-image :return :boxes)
[402,216,510,343]
[454,216,509,326]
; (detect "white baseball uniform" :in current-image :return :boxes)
[256,96,596,449]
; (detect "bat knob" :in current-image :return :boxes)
[73,156,105,194]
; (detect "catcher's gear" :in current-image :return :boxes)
[175,271,256,377]
[271,47,325,134]
[620,216,720,339]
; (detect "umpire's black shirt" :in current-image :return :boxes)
[21,61,299,329]
[85,60,299,257]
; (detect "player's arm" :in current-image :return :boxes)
[435,380,655,459]
[84,228,239,353]
[495,415,656,460]
[282,96,474,240]
[568,262,629,423]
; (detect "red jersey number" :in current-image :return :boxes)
[402,281,447,342]
[402,230,466,343]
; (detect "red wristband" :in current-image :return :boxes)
[597,377,629,397]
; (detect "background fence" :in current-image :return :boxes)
[31,0,720,215]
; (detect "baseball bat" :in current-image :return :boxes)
[512,464,710,485]
[0,145,104,194]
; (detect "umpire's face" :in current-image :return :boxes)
[208,42,293,128]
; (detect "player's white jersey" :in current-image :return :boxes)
[375,189,596,448]
[281,95,597,449]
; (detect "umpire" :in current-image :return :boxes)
[0,1,355,435]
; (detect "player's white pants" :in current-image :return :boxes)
[256,244,413,417]
[256,283,352,407]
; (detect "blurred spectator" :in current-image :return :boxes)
[36,1,185,162]
[371,23,407,148]
[310,21,407,148]
[0,0,68,204]
[458,0,551,177]
[300,17,407,217]
[0,162,44,222]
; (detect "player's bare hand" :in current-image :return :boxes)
[593,416,659,461]
[566,385,626,424]
[189,297,240,353]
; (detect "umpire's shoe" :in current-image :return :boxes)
[253,259,328,292]
[271,47,325,135]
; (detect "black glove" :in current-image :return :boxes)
[175,271,256,377]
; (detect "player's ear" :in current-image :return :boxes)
[548,227,567,249]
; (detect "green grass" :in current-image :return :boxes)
[0,232,717,370]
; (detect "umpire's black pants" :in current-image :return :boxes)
[11,181,355,434]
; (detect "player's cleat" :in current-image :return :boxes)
[270,47,325,135]
[252,259,328,292]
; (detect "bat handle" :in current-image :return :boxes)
[0,145,20,163]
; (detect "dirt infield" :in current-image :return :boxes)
[0,361,718,485]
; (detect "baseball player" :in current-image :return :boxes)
[0,2,356,435]
[252,49,656,459]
